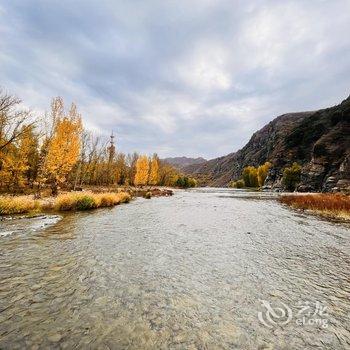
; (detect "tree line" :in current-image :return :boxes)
[230,162,272,188]
[0,90,196,195]
[230,161,302,191]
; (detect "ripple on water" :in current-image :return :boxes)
[0,189,349,349]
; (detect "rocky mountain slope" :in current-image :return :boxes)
[162,156,207,170]
[184,96,350,192]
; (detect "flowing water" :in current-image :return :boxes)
[0,188,349,349]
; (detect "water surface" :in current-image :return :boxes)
[0,189,349,349]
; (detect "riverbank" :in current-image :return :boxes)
[279,193,350,222]
[0,191,131,216]
[0,187,174,216]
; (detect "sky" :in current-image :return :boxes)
[1,0,350,159]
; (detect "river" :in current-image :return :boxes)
[0,188,349,349]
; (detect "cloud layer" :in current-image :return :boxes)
[1,0,349,158]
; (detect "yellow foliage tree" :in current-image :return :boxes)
[134,155,149,186]
[44,101,82,195]
[242,166,259,187]
[148,154,159,185]
[0,126,36,191]
[257,162,272,187]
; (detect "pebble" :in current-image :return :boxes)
[48,333,62,343]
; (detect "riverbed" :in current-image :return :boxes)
[0,188,349,349]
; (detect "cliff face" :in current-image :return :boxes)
[184,96,350,192]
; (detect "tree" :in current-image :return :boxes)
[242,166,259,187]
[0,89,34,152]
[148,154,159,186]
[134,155,149,186]
[175,175,197,188]
[282,162,302,191]
[126,152,139,186]
[257,162,272,187]
[43,100,82,195]
[158,162,179,186]
[115,153,128,185]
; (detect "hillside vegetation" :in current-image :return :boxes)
[184,96,350,192]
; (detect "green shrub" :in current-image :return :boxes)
[75,195,97,210]
[176,176,197,188]
[282,162,302,191]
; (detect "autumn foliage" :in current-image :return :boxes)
[0,91,194,195]
[54,192,131,211]
[43,99,82,195]
[0,196,40,215]
[134,155,150,186]
[231,162,271,188]
[280,193,350,220]
[0,191,131,215]
[149,155,160,185]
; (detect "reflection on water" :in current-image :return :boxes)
[0,189,349,349]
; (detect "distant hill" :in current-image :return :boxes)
[184,96,350,192]
[162,156,207,170]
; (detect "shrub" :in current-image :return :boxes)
[282,162,302,191]
[0,196,40,215]
[257,162,272,187]
[54,192,131,211]
[0,191,132,215]
[117,192,131,203]
[242,166,259,187]
[144,192,152,199]
[176,176,197,188]
[75,195,97,210]
[230,179,245,188]
[280,193,350,220]
[55,193,80,211]
[96,193,119,206]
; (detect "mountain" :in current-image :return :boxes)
[162,156,207,170]
[184,96,350,192]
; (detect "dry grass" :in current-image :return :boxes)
[0,191,131,215]
[280,193,350,221]
[0,196,40,215]
[54,191,131,211]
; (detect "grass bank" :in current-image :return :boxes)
[0,191,131,216]
[280,193,350,221]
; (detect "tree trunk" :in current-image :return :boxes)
[51,179,58,196]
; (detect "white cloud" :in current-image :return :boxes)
[0,0,349,158]
[175,41,232,92]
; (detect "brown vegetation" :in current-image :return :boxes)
[54,192,131,211]
[0,196,40,215]
[0,191,131,215]
[280,193,350,221]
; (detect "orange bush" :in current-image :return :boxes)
[280,193,350,219]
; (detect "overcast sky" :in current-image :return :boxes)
[1,0,349,159]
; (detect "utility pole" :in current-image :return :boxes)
[108,131,116,163]
[107,131,116,185]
